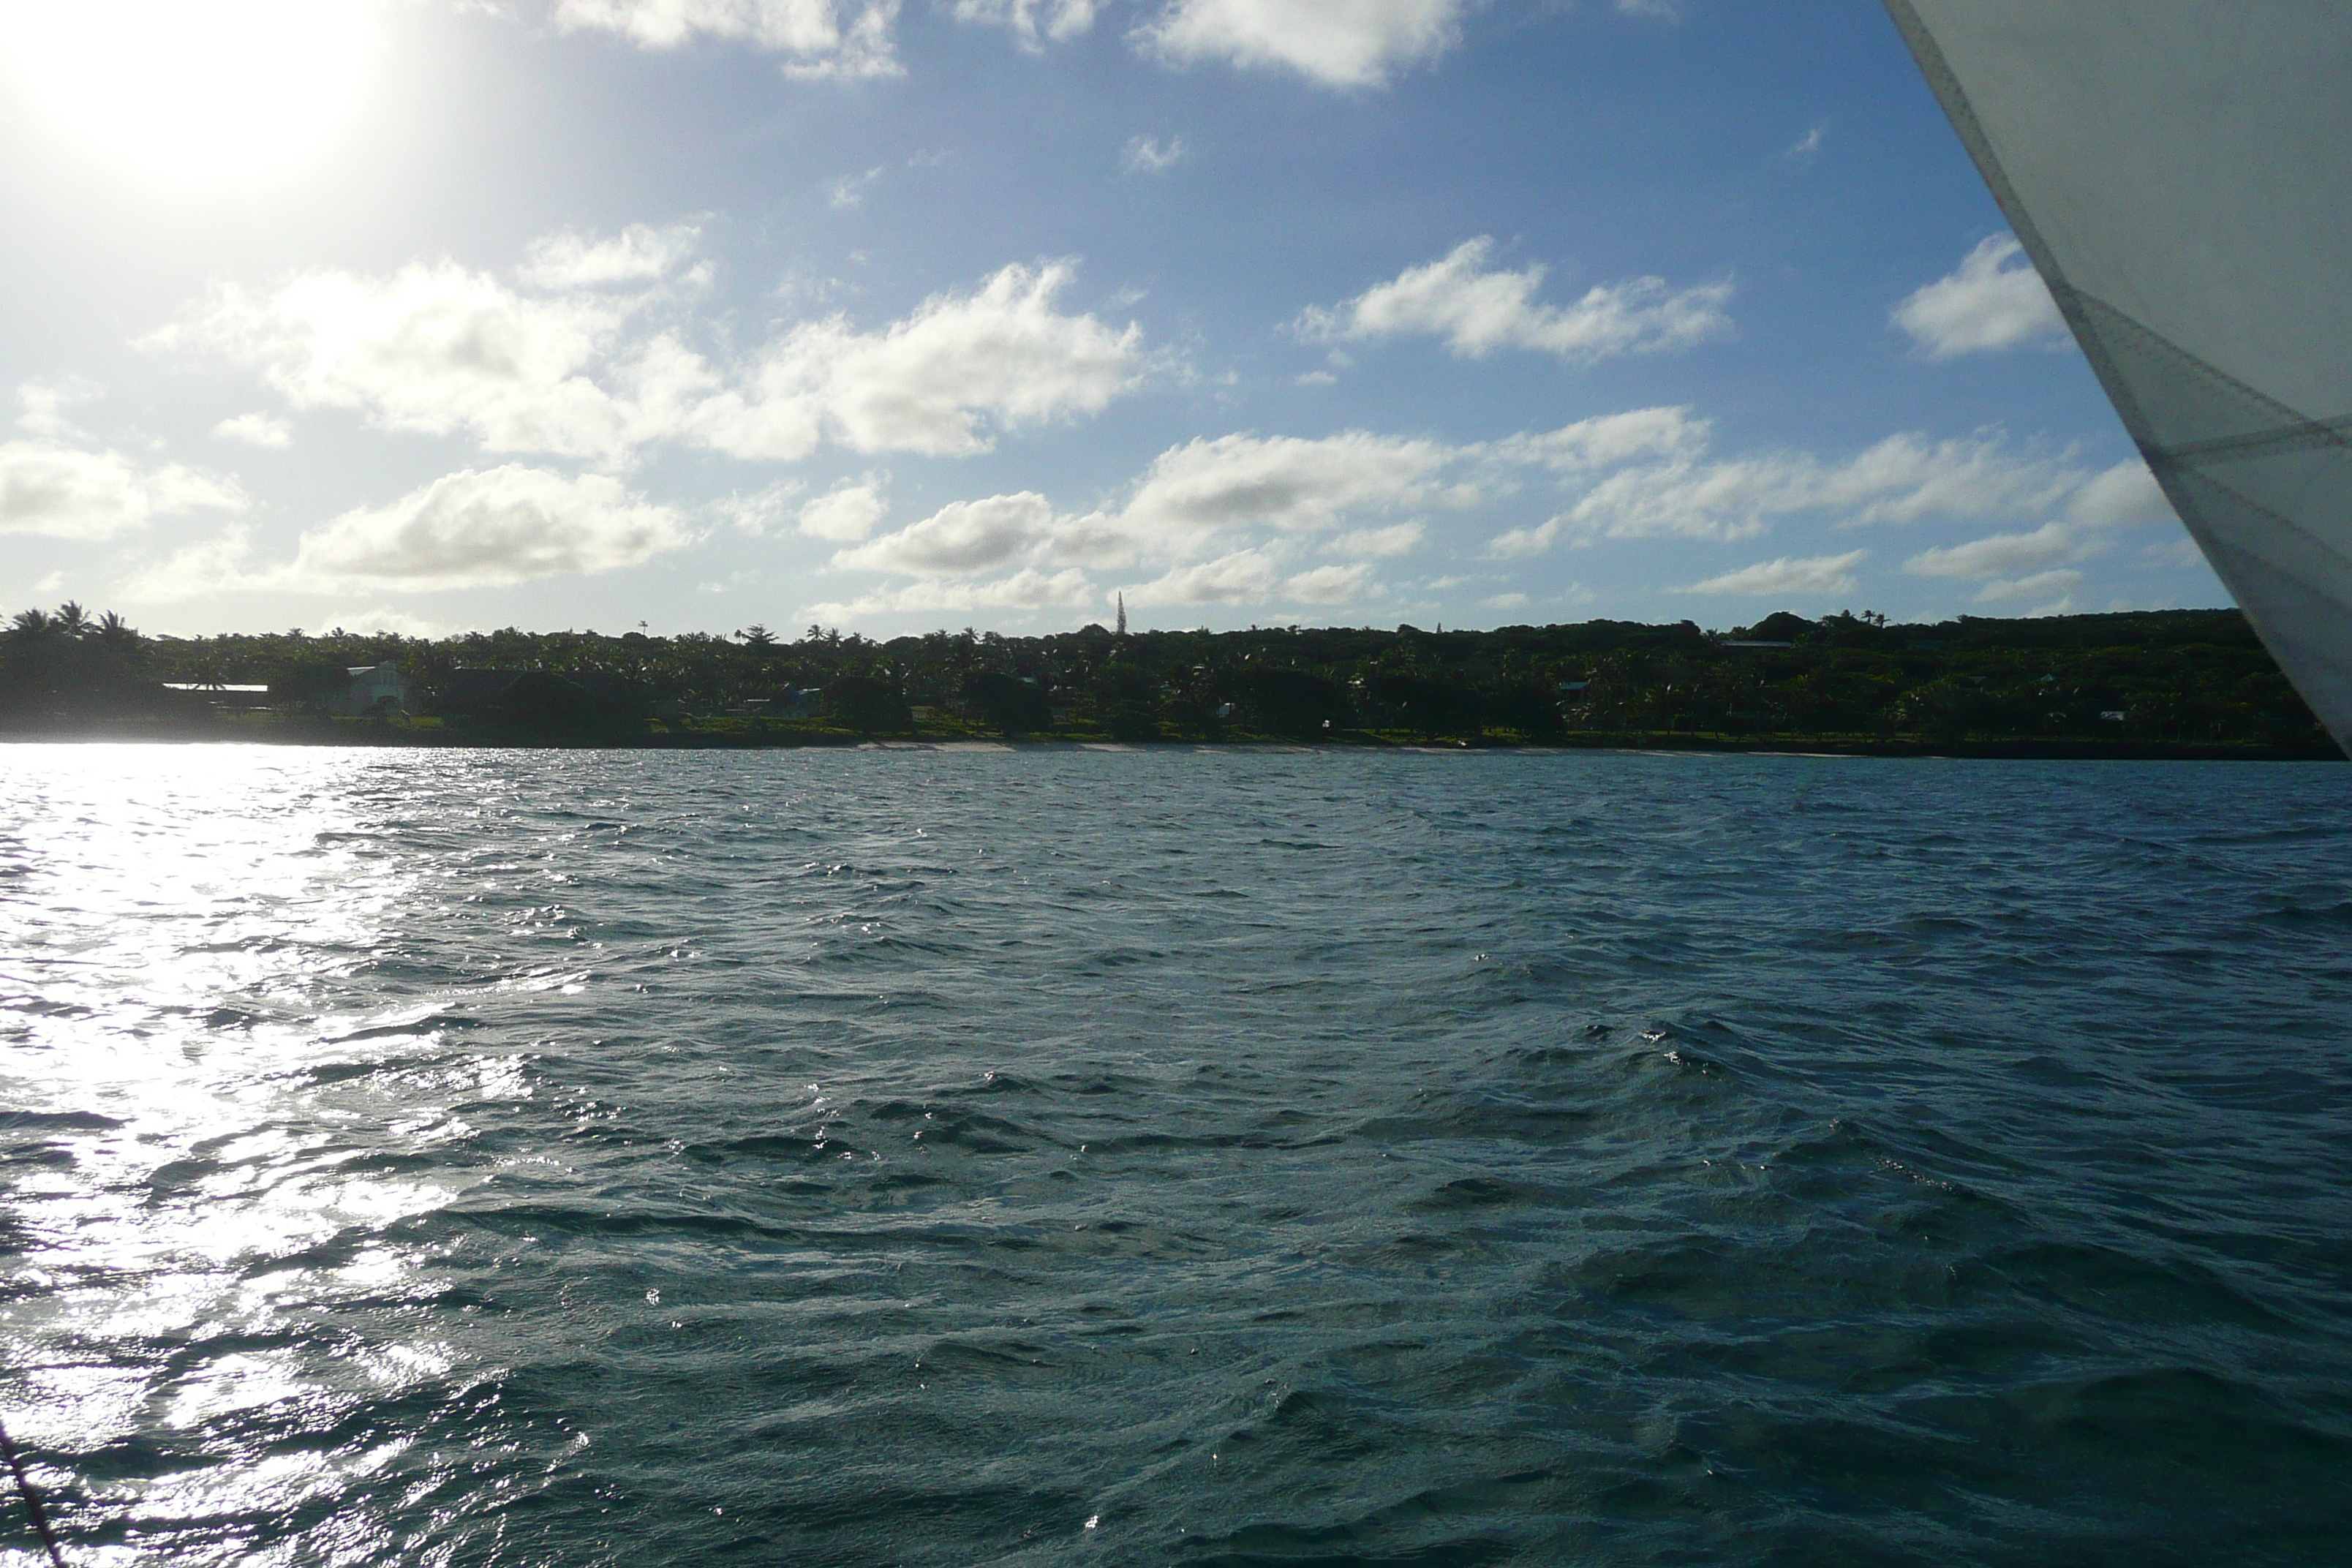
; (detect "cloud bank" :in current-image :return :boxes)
[159,238,1146,468]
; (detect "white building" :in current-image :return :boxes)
[328,664,415,717]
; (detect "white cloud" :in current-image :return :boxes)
[160,247,1145,468]
[519,223,701,290]
[1327,521,1423,557]
[1120,429,1454,548]
[0,441,244,539]
[709,479,804,535]
[15,379,99,440]
[1686,551,1867,597]
[290,466,694,590]
[548,0,902,78]
[1298,238,1733,362]
[312,606,453,638]
[1121,548,1283,606]
[1121,134,1188,175]
[1893,235,2068,358]
[796,475,889,540]
[2065,461,2173,528]
[833,491,1056,576]
[804,565,1098,619]
[1489,406,1708,472]
[159,261,657,462]
[828,167,883,208]
[214,412,293,448]
[1904,521,2079,580]
[696,261,1144,459]
[116,527,261,603]
[1282,560,1372,603]
[1974,568,2081,603]
[954,0,1095,48]
[1136,0,1469,88]
[1786,123,1825,160]
[1492,430,2087,556]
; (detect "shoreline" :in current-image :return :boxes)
[2,723,2339,762]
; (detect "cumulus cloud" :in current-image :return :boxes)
[291,466,693,589]
[954,0,1095,48]
[1120,549,1281,606]
[833,491,1057,576]
[1122,134,1188,175]
[1893,235,2069,358]
[549,0,902,78]
[159,247,1144,468]
[157,260,657,462]
[796,475,889,540]
[1120,429,1456,549]
[214,412,293,447]
[1904,521,2079,580]
[2065,460,2173,528]
[15,379,100,440]
[1281,560,1373,603]
[1686,551,1867,597]
[520,223,701,290]
[1298,238,1733,362]
[0,441,244,539]
[694,261,1144,459]
[1136,0,1470,88]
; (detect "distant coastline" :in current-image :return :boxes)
[1,722,2334,762]
[5,601,2342,761]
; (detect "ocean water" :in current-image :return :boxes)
[1,744,2349,1567]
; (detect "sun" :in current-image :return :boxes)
[0,0,374,184]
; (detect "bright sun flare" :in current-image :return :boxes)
[1,0,372,183]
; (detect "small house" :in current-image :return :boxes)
[328,664,414,716]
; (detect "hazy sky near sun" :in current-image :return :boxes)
[0,0,2223,639]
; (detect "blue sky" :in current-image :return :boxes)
[0,0,2224,638]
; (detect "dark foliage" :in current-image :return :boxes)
[2,600,2334,754]
[826,674,910,736]
[961,671,1052,736]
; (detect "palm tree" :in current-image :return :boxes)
[96,612,141,652]
[53,602,89,637]
[9,608,50,639]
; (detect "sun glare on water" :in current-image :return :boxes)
[0,0,373,184]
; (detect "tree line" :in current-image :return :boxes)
[1,601,2334,754]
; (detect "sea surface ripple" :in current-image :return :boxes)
[2,745,2350,1566]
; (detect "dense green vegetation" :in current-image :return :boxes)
[1,601,2337,756]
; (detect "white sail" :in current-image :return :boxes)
[1884,1,2352,753]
